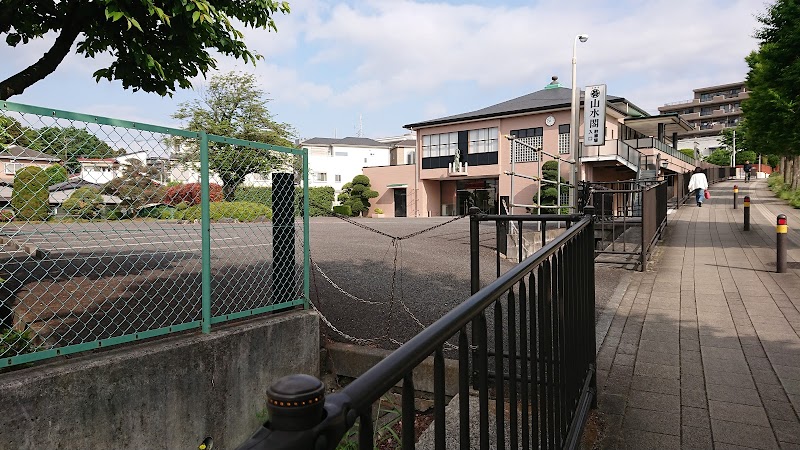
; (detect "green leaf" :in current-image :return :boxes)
[192,10,200,23]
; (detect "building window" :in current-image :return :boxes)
[558,124,570,154]
[468,128,498,154]
[509,127,543,162]
[335,151,348,157]
[682,108,694,114]
[422,132,459,158]
[335,174,341,182]
[406,151,415,165]
[700,107,713,116]
[4,163,24,175]
[317,173,327,182]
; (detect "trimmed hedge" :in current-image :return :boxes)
[12,166,50,221]
[333,205,352,216]
[174,201,272,222]
[234,185,334,217]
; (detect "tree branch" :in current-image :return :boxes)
[0,5,86,100]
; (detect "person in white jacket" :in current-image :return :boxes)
[688,167,709,207]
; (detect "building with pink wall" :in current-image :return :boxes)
[364,77,696,218]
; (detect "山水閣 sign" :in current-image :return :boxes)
[583,84,606,146]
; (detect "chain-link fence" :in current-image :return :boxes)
[0,101,308,368]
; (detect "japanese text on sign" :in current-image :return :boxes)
[583,84,606,146]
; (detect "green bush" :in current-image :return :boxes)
[236,185,334,217]
[1,328,35,356]
[137,204,175,219]
[62,187,104,219]
[175,201,189,211]
[174,201,272,222]
[0,210,13,222]
[333,205,351,216]
[105,208,125,220]
[44,164,68,186]
[12,166,50,221]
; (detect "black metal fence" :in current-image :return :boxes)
[237,211,597,450]
[580,179,667,271]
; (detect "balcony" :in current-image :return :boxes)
[580,140,642,172]
[448,161,469,176]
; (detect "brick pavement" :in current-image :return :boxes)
[594,178,800,450]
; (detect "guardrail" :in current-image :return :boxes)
[237,210,597,449]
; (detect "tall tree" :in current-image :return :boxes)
[172,71,296,200]
[0,0,290,99]
[742,0,800,188]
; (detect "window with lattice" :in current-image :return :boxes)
[511,137,543,162]
[558,124,570,154]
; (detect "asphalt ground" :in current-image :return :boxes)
[0,215,629,354]
[308,216,629,351]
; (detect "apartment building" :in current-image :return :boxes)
[300,137,391,193]
[658,81,748,156]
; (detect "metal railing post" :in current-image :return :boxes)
[235,374,330,450]
[200,131,212,333]
[777,214,788,273]
[744,196,750,231]
[733,184,738,209]
[469,207,482,295]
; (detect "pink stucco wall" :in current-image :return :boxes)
[363,164,417,217]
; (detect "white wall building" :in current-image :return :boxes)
[301,137,391,193]
[77,151,149,184]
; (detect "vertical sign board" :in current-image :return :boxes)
[583,84,607,146]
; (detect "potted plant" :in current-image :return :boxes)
[373,208,385,218]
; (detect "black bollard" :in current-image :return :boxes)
[733,185,738,209]
[744,196,750,231]
[777,214,788,273]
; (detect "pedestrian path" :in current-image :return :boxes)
[594,178,800,449]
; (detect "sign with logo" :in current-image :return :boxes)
[583,84,606,146]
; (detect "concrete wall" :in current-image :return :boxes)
[0,310,319,450]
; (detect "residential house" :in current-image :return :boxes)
[0,145,61,183]
[364,76,696,218]
[77,151,148,184]
[300,137,391,194]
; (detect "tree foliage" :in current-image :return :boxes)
[44,164,68,186]
[172,71,296,201]
[0,0,291,99]
[62,187,104,219]
[25,126,120,173]
[533,160,568,213]
[705,149,732,166]
[337,175,378,216]
[102,159,165,211]
[11,166,50,221]
[679,149,696,159]
[742,0,800,187]
[163,182,223,206]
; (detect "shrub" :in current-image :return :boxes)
[1,328,35,356]
[333,205,351,216]
[0,210,13,222]
[44,164,68,186]
[105,208,124,220]
[174,201,272,222]
[163,183,223,206]
[175,201,189,211]
[62,187,104,219]
[137,204,175,219]
[235,185,334,217]
[12,166,50,221]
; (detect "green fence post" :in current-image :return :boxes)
[303,148,310,309]
[200,131,212,333]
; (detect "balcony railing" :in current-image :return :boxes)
[448,161,468,176]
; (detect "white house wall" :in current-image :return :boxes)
[306,145,390,192]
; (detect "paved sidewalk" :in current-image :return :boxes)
[594,178,800,449]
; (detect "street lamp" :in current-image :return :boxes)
[570,33,589,210]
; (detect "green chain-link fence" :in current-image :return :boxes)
[0,101,309,368]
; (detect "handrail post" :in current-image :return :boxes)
[469,207,482,295]
[236,374,334,450]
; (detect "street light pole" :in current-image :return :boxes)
[570,34,589,211]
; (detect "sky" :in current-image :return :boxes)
[2,0,764,143]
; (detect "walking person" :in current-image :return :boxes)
[688,167,709,207]
[744,160,753,182]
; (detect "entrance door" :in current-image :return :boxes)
[394,188,407,217]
